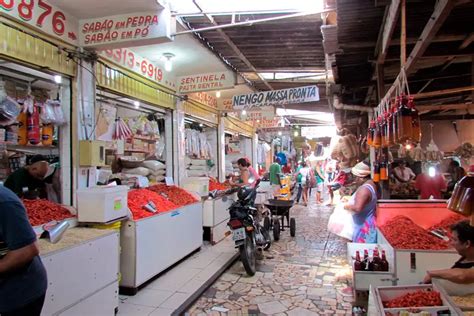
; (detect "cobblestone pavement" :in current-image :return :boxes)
[187,199,354,315]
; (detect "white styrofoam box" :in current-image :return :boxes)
[377,228,459,286]
[120,202,203,288]
[76,185,129,223]
[203,194,235,227]
[374,284,462,315]
[59,281,118,316]
[181,177,209,197]
[41,232,120,315]
[347,242,396,291]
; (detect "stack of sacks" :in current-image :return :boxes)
[142,160,166,182]
[187,158,208,177]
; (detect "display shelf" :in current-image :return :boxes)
[129,135,158,142]
[123,149,150,154]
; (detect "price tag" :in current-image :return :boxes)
[165,177,174,186]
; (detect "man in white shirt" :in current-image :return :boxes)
[392,161,416,183]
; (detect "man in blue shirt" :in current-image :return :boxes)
[0,185,47,315]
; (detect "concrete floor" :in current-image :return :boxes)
[187,198,355,315]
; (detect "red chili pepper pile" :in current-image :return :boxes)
[147,184,198,206]
[128,189,178,220]
[379,216,450,250]
[383,290,443,308]
[428,213,467,234]
[22,199,73,226]
[209,178,230,191]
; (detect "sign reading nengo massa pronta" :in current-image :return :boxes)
[232,85,319,109]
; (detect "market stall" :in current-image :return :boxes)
[347,201,466,292]
[94,89,170,186]
[0,59,72,205]
[119,185,202,294]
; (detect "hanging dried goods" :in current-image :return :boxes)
[379,216,450,250]
[383,290,443,308]
[113,117,133,140]
[22,199,73,226]
[454,142,473,160]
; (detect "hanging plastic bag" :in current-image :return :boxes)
[155,139,165,159]
[51,100,66,125]
[0,96,21,125]
[327,202,354,240]
[40,99,56,124]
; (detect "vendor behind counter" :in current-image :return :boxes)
[4,155,60,202]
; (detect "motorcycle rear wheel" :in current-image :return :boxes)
[240,233,256,276]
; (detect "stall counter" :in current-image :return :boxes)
[39,228,120,315]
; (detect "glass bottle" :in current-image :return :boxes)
[381,250,389,271]
[367,120,375,147]
[363,249,369,270]
[391,98,399,144]
[380,157,388,181]
[354,251,363,271]
[372,248,381,271]
[397,94,413,143]
[447,174,474,216]
[373,162,380,183]
[373,117,382,148]
[381,112,389,148]
[409,97,421,143]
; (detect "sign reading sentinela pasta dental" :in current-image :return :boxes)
[177,72,234,93]
[232,85,319,109]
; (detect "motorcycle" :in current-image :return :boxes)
[227,179,271,276]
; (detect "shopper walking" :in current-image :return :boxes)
[297,161,311,206]
[0,185,48,316]
[269,157,282,197]
[314,159,325,204]
[343,161,378,243]
[294,161,303,204]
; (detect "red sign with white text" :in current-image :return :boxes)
[79,9,174,49]
[100,49,175,90]
[0,0,79,45]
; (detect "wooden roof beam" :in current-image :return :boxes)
[459,33,474,50]
[413,86,474,99]
[405,0,455,76]
[377,0,400,65]
[191,1,272,90]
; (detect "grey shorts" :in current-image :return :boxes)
[316,182,323,192]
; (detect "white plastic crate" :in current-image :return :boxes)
[76,185,129,223]
[374,284,462,315]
